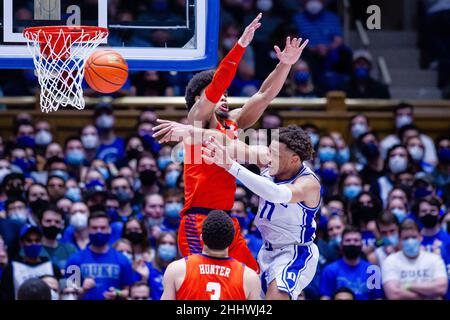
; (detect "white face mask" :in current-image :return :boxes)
[9,210,28,224]
[408,146,424,162]
[389,155,408,173]
[81,134,99,149]
[305,0,324,15]
[96,114,115,129]
[396,115,412,129]
[35,130,53,146]
[70,212,88,230]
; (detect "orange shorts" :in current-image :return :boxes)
[178,213,260,274]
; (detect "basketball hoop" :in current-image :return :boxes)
[23,25,108,113]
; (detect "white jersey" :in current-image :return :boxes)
[254,165,321,248]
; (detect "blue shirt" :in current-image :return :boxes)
[96,137,125,164]
[293,11,343,47]
[133,262,165,300]
[422,230,450,252]
[65,246,133,300]
[320,258,383,300]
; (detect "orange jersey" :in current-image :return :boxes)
[176,254,246,300]
[181,119,238,215]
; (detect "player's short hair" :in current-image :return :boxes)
[202,210,235,251]
[278,125,313,161]
[185,70,215,111]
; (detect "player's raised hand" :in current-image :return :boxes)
[238,13,263,48]
[152,119,194,143]
[202,137,234,170]
[274,37,309,66]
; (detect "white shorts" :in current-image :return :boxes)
[258,242,319,300]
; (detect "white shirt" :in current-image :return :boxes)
[380,133,437,165]
[381,251,447,286]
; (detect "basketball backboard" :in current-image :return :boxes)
[0,0,219,70]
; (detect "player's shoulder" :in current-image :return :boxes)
[294,172,321,189]
[243,265,260,283]
[166,257,187,275]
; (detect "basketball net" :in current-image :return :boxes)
[23,26,108,113]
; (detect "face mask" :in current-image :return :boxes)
[336,148,350,165]
[414,187,432,200]
[354,66,370,80]
[24,244,42,259]
[420,214,439,229]
[294,71,310,85]
[344,185,362,200]
[165,170,181,188]
[42,226,61,240]
[256,0,273,12]
[29,198,50,215]
[140,170,157,187]
[351,123,367,139]
[70,212,88,230]
[147,217,164,227]
[438,147,450,164]
[320,168,338,185]
[0,168,11,184]
[126,232,145,245]
[13,158,32,173]
[65,187,82,202]
[51,289,59,301]
[308,133,319,148]
[127,148,142,160]
[157,156,172,171]
[342,245,361,260]
[89,232,111,247]
[16,136,36,149]
[9,210,28,224]
[305,0,323,15]
[115,188,132,205]
[318,147,336,162]
[361,142,380,160]
[396,115,412,129]
[391,208,407,223]
[358,205,378,222]
[382,234,399,247]
[234,215,249,231]
[408,146,424,162]
[158,244,177,262]
[141,134,159,152]
[389,155,408,174]
[49,170,69,182]
[35,130,52,146]
[66,149,85,166]
[81,134,98,149]
[96,114,114,129]
[222,37,235,50]
[329,235,342,247]
[402,238,420,258]
[165,202,183,219]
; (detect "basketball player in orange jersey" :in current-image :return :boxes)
[161,13,308,273]
[161,210,261,300]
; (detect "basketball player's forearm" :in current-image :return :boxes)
[259,62,291,98]
[227,161,293,203]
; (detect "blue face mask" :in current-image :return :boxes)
[115,188,132,205]
[355,66,370,80]
[343,185,362,200]
[65,187,82,202]
[157,156,172,171]
[165,170,181,188]
[232,215,249,231]
[320,168,338,185]
[318,147,336,162]
[66,150,85,166]
[336,148,350,165]
[97,167,110,181]
[24,244,42,259]
[391,208,407,223]
[402,238,421,258]
[294,71,310,85]
[17,136,36,149]
[158,244,177,262]
[382,234,399,247]
[414,187,432,200]
[89,232,111,247]
[13,158,33,173]
[308,133,319,147]
[165,202,183,219]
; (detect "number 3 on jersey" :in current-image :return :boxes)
[206,282,221,300]
[259,201,275,221]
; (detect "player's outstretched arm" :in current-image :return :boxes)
[187,13,262,126]
[235,37,309,129]
[161,259,186,300]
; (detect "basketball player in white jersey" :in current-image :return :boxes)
[201,125,321,300]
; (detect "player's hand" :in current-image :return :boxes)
[274,37,309,66]
[152,119,194,143]
[238,13,263,48]
[201,137,234,170]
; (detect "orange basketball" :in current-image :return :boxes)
[84,50,128,93]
